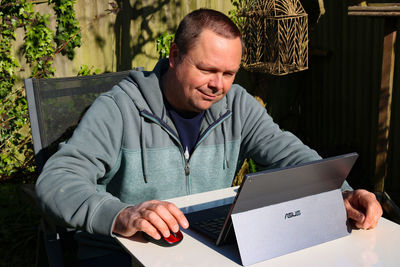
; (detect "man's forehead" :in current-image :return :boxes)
[183,28,242,51]
[199,28,242,45]
[187,31,241,69]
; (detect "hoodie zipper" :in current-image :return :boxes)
[141,111,190,191]
[184,147,190,194]
[184,147,190,176]
[182,110,232,194]
[140,109,232,195]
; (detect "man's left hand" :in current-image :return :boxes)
[343,189,383,229]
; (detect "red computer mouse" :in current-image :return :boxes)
[142,230,183,247]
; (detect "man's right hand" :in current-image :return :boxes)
[112,200,189,240]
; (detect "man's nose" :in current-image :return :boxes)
[208,73,223,92]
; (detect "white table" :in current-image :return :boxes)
[116,187,400,266]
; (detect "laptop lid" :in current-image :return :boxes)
[232,152,358,214]
[229,152,358,265]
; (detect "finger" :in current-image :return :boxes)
[165,202,189,230]
[359,198,383,229]
[141,208,171,237]
[365,215,380,230]
[149,204,180,236]
[344,199,366,228]
[135,218,161,239]
[349,209,366,228]
[148,202,189,236]
[148,202,187,232]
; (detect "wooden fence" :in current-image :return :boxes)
[14,0,233,80]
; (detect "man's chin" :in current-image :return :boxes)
[195,101,216,112]
[189,98,223,112]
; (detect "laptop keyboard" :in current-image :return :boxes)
[191,217,226,236]
[186,204,232,240]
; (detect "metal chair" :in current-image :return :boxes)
[23,69,141,267]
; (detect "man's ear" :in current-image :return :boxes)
[169,43,179,69]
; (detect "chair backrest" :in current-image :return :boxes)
[24,69,144,267]
[24,69,140,171]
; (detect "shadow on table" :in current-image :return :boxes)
[181,228,242,265]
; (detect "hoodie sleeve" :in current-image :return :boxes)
[35,93,130,236]
[236,88,352,191]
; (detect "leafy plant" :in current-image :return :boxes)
[248,158,257,173]
[156,32,175,59]
[23,12,55,78]
[0,0,81,179]
[0,0,31,98]
[77,64,100,76]
[50,0,81,60]
[0,1,120,181]
[229,0,247,27]
[0,1,35,178]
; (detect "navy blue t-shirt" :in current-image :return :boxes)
[166,102,205,157]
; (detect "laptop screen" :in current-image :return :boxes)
[232,152,358,214]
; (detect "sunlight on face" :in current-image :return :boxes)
[167,29,242,113]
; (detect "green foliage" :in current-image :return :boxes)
[229,0,242,24]
[0,0,32,98]
[0,0,81,179]
[0,89,34,176]
[0,1,36,177]
[0,30,19,98]
[24,12,55,78]
[229,0,247,35]
[248,158,257,173]
[156,32,175,59]
[77,64,100,76]
[50,0,81,60]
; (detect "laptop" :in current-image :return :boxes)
[186,152,358,265]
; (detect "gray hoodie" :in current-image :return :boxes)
[35,59,350,259]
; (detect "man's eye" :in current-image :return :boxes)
[200,69,211,73]
[198,67,209,73]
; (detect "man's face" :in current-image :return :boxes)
[167,29,242,113]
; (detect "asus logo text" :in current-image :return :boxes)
[285,210,301,219]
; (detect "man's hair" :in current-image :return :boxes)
[174,8,242,56]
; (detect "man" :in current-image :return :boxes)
[36,8,382,266]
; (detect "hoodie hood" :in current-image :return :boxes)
[118,58,169,119]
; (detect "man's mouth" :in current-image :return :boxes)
[198,89,220,100]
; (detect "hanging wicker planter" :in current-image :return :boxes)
[237,0,309,75]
